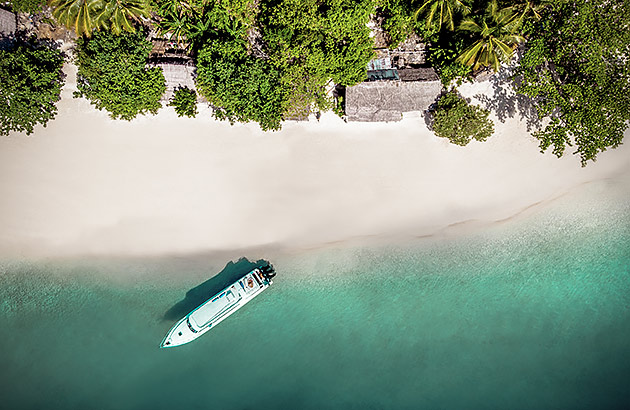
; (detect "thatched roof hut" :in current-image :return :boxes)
[345,80,442,122]
[398,67,438,82]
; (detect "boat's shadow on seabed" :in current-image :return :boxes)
[162,257,269,322]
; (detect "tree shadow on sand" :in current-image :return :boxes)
[474,58,542,132]
[162,257,270,322]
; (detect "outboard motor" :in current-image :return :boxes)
[260,264,276,281]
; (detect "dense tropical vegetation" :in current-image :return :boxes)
[515,0,630,165]
[74,29,165,120]
[456,1,524,71]
[2,0,628,164]
[0,35,65,135]
[49,0,149,37]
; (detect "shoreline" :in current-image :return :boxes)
[1,63,629,259]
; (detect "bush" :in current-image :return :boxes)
[169,87,198,118]
[195,39,287,131]
[8,0,46,13]
[74,29,165,120]
[431,91,494,146]
[0,36,65,135]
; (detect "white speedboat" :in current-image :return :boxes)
[160,265,276,348]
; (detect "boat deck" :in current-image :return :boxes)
[187,271,265,330]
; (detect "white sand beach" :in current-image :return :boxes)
[1,64,629,258]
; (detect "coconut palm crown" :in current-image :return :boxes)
[456,1,525,72]
[414,0,471,32]
[96,0,149,35]
[50,0,103,37]
[49,0,148,37]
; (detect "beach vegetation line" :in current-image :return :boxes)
[1,0,629,165]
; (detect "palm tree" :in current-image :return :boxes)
[506,0,551,28]
[50,0,147,36]
[511,0,550,20]
[414,0,471,32]
[456,1,524,71]
[96,0,149,35]
[154,0,202,45]
[50,0,103,37]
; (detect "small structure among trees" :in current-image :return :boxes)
[345,81,442,122]
[0,7,16,36]
[345,18,441,122]
[148,36,197,103]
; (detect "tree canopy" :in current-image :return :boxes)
[74,29,166,120]
[195,37,287,130]
[257,0,375,119]
[415,0,471,32]
[515,0,630,165]
[457,1,524,71]
[431,91,494,145]
[172,0,376,130]
[50,0,149,37]
[8,0,628,166]
[0,36,65,136]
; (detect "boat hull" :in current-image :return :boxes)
[160,268,273,348]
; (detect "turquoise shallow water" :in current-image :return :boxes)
[1,181,629,410]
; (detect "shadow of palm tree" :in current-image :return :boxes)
[473,51,542,132]
[162,257,269,322]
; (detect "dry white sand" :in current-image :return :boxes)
[1,64,629,257]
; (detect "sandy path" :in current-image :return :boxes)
[0,64,628,257]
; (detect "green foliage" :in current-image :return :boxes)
[8,0,46,13]
[50,0,148,37]
[0,36,65,136]
[259,0,375,120]
[96,0,149,35]
[427,33,472,87]
[50,0,101,37]
[415,0,471,32]
[151,0,255,48]
[191,0,375,130]
[260,0,375,85]
[456,1,524,71]
[74,29,166,120]
[377,0,415,48]
[431,91,494,145]
[515,0,630,165]
[195,39,287,131]
[169,87,198,118]
[332,96,345,118]
[503,0,550,34]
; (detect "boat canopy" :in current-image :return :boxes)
[188,290,238,330]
